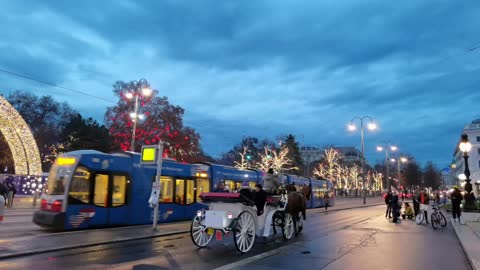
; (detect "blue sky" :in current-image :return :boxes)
[0,0,479,167]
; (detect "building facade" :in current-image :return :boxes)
[452,119,480,197]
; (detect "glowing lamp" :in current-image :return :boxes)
[56,157,76,166]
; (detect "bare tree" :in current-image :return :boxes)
[256,147,273,171]
[313,148,341,187]
[269,146,297,173]
[234,146,249,169]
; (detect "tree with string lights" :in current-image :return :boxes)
[105,80,203,162]
[313,148,341,185]
[256,147,273,171]
[234,146,250,169]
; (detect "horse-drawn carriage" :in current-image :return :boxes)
[190,190,305,253]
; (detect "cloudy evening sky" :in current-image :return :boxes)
[1,0,479,167]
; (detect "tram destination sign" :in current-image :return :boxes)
[141,145,159,165]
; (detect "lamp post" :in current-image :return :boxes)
[377,144,397,191]
[459,134,476,210]
[391,157,407,192]
[125,79,152,152]
[348,116,377,204]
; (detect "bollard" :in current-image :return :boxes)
[0,196,4,223]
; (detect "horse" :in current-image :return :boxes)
[285,184,310,230]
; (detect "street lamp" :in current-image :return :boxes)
[391,157,408,192]
[458,134,476,210]
[348,116,377,205]
[125,80,153,152]
[377,143,398,191]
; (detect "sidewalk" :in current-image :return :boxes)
[3,195,40,209]
[0,197,384,260]
[452,215,480,270]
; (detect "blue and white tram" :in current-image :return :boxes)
[33,150,335,230]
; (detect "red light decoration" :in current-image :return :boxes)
[184,136,189,141]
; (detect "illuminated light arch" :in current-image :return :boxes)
[0,95,42,175]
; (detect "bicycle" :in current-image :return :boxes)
[430,204,447,230]
[415,204,428,225]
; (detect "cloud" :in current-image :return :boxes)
[0,0,480,167]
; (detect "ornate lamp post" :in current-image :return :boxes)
[459,134,476,210]
[348,116,377,204]
[377,144,397,191]
[125,79,152,152]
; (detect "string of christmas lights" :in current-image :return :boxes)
[0,96,42,175]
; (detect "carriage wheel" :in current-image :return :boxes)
[233,211,256,253]
[282,213,295,240]
[190,216,213,248]
[295,212,304,234]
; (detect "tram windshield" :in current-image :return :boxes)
[46,157,78,195]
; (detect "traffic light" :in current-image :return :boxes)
[246,155,252,160]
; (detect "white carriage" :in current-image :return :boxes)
[190,191,301,253]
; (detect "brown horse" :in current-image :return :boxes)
[285,184,310,222]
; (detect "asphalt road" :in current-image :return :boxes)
[0,204,471,270]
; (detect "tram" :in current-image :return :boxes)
[33,150,334,230]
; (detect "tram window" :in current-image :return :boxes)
[248,182,256,189]
[175,179,185,205]
[47,163,69,195]
[68,166,91,204]
[159,176,173,203]
[196,178,210,202]
[224,180,235,192]
[112,175,127,207]
[186,180,194,205]
[94,174,109,207]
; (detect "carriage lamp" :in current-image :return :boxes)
[197,210,205,219]
[227,212,234,219]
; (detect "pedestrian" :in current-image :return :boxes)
[391,192,400,223]
[385,191,393,218]
[0,181,6,206]
[450,186,463,223]
[412,194,420,216]
[324,192,330,211]
[401,202,414,219]
[419,190,430,224]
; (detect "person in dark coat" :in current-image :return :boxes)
[391,193,400,223]
[254,184,267,216]
[0,181,7,205]
[450,186,463,222]
[385,191,393,218]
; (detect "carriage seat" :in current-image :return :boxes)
[266,195,282,207]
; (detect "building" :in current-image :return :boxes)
[452,119,480,197]
[299,146,323,165]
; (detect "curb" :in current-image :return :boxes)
[0,202,384,260]
[451,219,479,270]
[0,229,189,260]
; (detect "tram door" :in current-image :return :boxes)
[92,173,129,225]
[171,178,196,220]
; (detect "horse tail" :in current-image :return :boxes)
[302,195,307,220]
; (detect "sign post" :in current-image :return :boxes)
[141,142,164,231]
